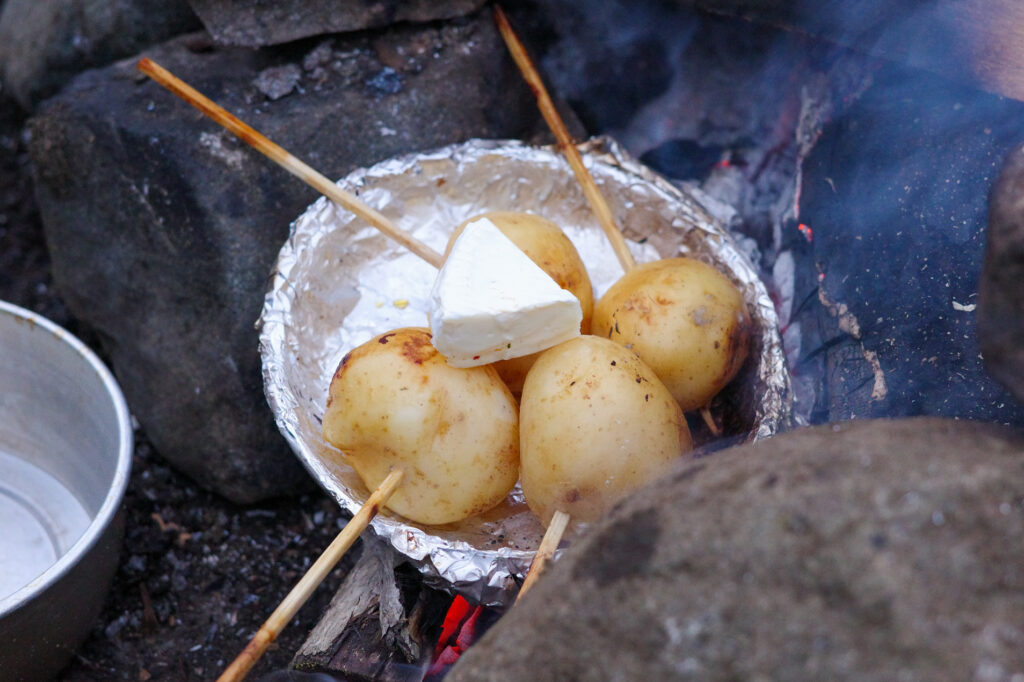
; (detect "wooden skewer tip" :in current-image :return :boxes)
[216,469,404,682]
[699,405,722,437]
[516,509,571,602]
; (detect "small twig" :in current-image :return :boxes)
[700,405,722,436]
[136,58,444,269]
[139,583,159,634]
[515,509,570,602]
[493,7,636,273]
[216,469,405,682]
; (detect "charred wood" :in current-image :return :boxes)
[291,541,450,681]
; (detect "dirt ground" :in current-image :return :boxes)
[2,93,356,681]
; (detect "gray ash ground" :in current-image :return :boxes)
[2,96,352,681]
[66,440,351,681]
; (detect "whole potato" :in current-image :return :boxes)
[446,212,595,394]
[592,257,751,412]
[321,327,520,525]
[519,335,691,524]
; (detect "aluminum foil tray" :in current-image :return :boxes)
[259,137,792,606]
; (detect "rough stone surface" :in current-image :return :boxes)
[187,0,487,47]
[27,15,541,503]
[0,0,200,109]
[450,418,1024,681]
[979,145,1024,405]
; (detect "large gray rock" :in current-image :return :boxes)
[979,145,1024,405]
[0,0,199,109]
[28,16,541,503]
[451,418,1024,681]
[187,0,487,47]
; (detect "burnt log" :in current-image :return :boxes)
[292,541,450,681]
[793,62,1024,425]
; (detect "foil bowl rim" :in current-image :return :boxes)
[258,135,792,605]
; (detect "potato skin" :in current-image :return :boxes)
[321,327,520,525]
[447,212,595,395]
[519,335,692,524]
[593,257,752,412]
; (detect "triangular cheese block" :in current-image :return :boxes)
[428,217,582,367]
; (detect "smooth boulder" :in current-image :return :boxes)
[27,15,540,503]
[979,144,1024,405]
[450,418,1024,681]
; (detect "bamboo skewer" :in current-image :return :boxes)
[497,7,728,596]
[494,6,621,598]
[496,6,642,595]
[138,57,418,679]
[515,509,570,602]
[493,6,636,274]
[496,7,727,438]
[217,469,404,682]
[136,58,444,269]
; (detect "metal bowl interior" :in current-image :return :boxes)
[260,138,791,605]
[0,300,133,678]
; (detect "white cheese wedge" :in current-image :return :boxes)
[428,217,583,368]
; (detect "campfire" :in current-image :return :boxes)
[2,0,1023,679]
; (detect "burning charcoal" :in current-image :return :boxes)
[449,419,1024,681]
[978,144,1024,406]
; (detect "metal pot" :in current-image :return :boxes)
[0,301,133,680]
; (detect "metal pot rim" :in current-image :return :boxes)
[0,300,134,616]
